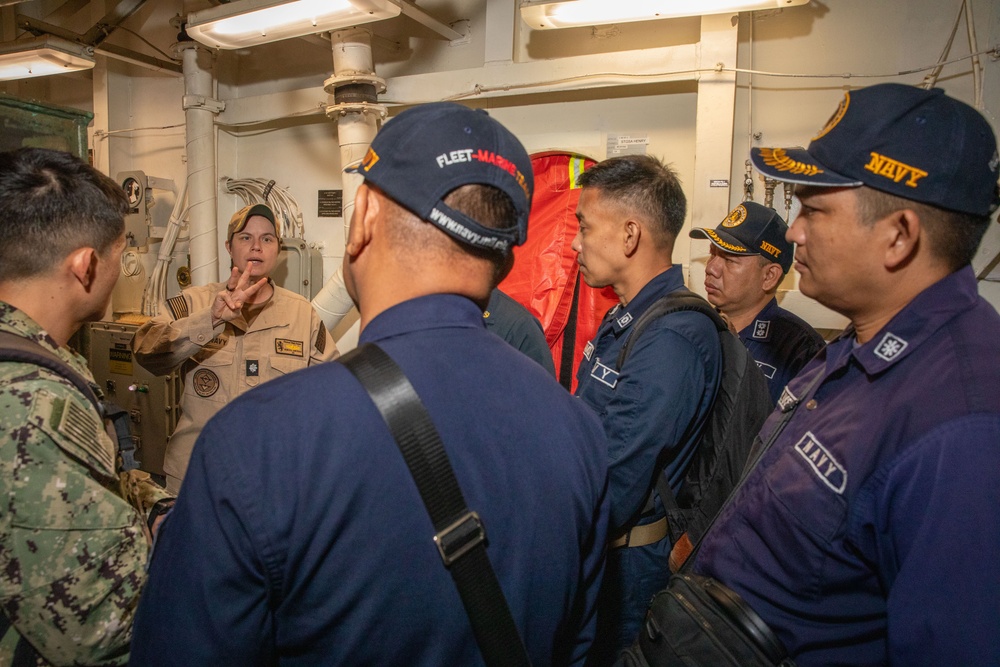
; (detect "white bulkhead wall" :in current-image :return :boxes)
[12,0,992,348]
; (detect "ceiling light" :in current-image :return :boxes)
[186,0,402,50]
[520,0,810,30]
[0,36,95,82]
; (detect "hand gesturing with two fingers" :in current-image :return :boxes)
[211,264,268,327]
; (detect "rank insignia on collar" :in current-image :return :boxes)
[615,312,633,328]
[752,320,771,339]
[583,341,595,361]
[873,332,908,362]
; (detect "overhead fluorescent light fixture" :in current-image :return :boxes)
[520,0,810,30]
[0,36,95,82]
[187,0,402,50]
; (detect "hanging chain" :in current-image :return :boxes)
[743,160,755,202]
[762,176,778,209]
[783,182,794,222]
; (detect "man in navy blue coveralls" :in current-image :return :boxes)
[691,201,825,404]
[692,83,1000,666]
[130,103,610,666]
[572,155,721,664]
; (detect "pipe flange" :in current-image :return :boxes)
[324,102,388,120]
[171,41,213,58]
[323,73,387,95]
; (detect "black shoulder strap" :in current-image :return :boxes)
[616,291,725,370]
[0,330,100,411]
[340,343,531,667]
[0,330,140,471]
[558,272,582,390]
[681,367,825,572]
[614,292,725,518]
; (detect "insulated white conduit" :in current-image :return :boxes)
[180,41,220,285]
[142,177,190,316]
[311,28,382,331]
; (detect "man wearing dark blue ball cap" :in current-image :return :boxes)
[686,83,1000,666]
[131,103,611,666]
[690,200,825,404]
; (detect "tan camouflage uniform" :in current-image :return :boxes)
[132,281,338,492]
[0,302,169,667]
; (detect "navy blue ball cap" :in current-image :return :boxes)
[750,83,1000,217]
[689,201,794,273]
[346,102,534,252]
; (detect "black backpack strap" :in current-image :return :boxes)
[558,272,582,390]
[0,330,101,411]
[340,343,531,667]
[680,367,825,572]
[615,292,725,518]
[0,331,139,471]
[616,292,726,370]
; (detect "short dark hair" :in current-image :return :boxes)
[578,155,687,243]
[0,148,127,282]
[854,186,991,271]
[443,184,519,284]
[381,182,518,285]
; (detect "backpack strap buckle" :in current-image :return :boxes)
[434,511,486,566]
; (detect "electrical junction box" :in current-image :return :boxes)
[117,171,149,245]
[84,321,180,477]
[274,237,324,300]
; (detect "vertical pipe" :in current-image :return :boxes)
[180,43,220,285]
[311,28,381,330]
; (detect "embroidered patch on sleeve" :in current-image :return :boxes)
[166,295,189,320]
[314,322,327,355]
[40,392,116,474]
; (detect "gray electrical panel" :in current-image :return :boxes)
[85,322,180,477]
[274,238,324,299]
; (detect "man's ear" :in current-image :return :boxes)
[623,219,641,256]
[65,246,98,290]
[882,208,921,271]
[345,184,379,258]
[761,262,784,292]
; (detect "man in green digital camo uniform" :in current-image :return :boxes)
[0,147,172,666]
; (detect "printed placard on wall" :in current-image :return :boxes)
[318,190,343,218]
[607,133,649,156]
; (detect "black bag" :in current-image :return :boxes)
[616,292,773,566]
[614,366,826,667]
[615,573,793,667]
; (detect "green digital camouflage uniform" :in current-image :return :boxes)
[0,301,167,666]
